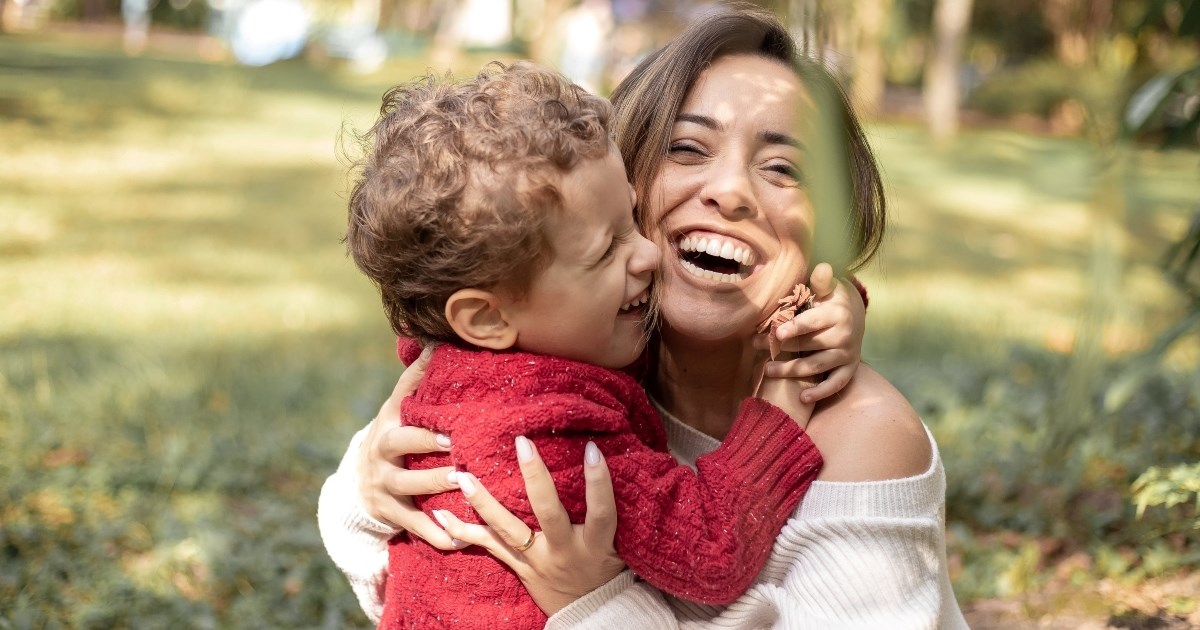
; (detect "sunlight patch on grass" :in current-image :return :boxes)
[933,178,1035,219]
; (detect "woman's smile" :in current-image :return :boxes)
[673,230,758,284]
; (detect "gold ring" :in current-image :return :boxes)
[513,530,536,552]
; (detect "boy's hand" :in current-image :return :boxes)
[759,263,865,403]
[756,370,819,429]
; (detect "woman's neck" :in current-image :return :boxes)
[648,328,761,440]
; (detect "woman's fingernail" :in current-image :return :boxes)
[457,472,476,496]
[515,436,533,463]
[436,433,452,448]
[451,538,466,548]
[585,441,602,466]
[446,471,459,486]
[432,510,449,528]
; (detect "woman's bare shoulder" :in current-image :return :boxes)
[805,364,933,482]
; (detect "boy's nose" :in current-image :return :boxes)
[629,233,660,274]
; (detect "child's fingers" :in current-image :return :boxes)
[581,442,617,551]
[456,472,537,552]
[798,364,856,403]
[775,306,839,340]
[515,437,573,549]
[763,350,846,380]
[808,263,836,299]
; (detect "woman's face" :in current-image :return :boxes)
[645,53,814,343]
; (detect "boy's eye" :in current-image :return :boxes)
[597,228,635,265]
[599,239,619,262]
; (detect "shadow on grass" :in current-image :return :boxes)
[1,328,398,629]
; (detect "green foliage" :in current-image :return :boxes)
[150,0,209,31]
[966,57,1117,118]
[48,0,208,29]
[1132,463,1200,525]
[48,0,119,22]
[880,334,1200,547]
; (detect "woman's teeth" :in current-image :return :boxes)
[620,293,649,312]
[680,259,744,284]
[676,234,755,283]
[679,235,755,265]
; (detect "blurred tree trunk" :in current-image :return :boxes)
[852,0,892,118]
[1042,0,1113,67]
[529,0,570,64]
[429,0,462,69]
[82,0,107,21]
[924,0,973,143]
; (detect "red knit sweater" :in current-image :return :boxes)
[378,340,823,630]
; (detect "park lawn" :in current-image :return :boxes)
[1,31,1197,628]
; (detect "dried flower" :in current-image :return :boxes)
[756,283,815,359]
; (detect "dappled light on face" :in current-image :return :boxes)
[704,67,800,123]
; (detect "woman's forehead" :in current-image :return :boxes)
[680,54,807,129]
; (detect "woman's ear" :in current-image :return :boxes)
[445,289,519,350]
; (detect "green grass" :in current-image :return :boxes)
[1,32,1198,627]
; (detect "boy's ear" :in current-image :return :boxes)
[445,289,518,351]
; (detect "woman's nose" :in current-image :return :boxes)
[700,156,756,219]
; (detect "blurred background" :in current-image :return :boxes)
[1,0,1197,627]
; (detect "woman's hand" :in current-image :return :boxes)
[356,346,461,549]
[758,262,865,404]
[431,438,625,615]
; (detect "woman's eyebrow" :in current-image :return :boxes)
[676,113,721,129]
[676,113,803,150]
[759,130,803,150]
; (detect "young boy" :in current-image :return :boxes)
[345,62,823,630]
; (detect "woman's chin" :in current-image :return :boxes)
[659,302,758,346]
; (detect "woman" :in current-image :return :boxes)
[319,5,968,628]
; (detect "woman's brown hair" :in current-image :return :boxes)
[610,3,886,273]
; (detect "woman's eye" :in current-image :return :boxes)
[667,142,705,158]
[767,163,803,183]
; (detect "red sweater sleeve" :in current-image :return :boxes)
[601,397,821,604]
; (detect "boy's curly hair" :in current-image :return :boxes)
[346,62,613,345]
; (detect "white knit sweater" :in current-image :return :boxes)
[317,412,969,629]
[546,405,969,629]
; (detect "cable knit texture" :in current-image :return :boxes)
[378,340,822,630]
[543,403,970,630]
